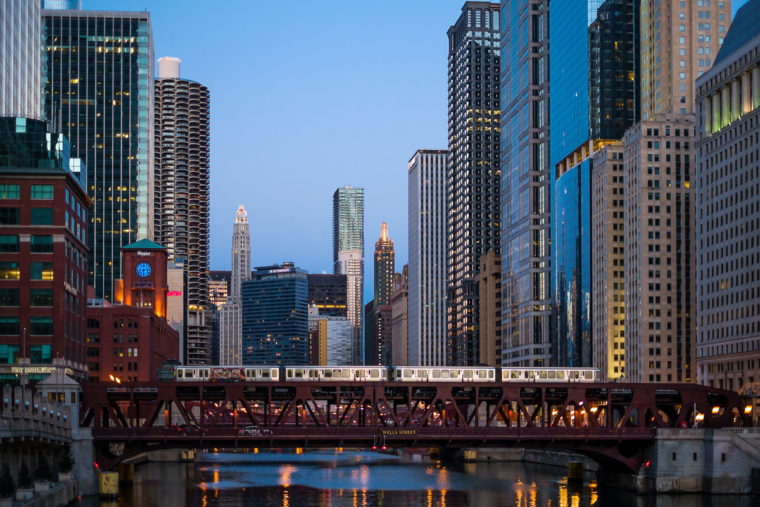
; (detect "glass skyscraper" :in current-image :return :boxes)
[1,0,42,119]
[332,186,364,364]
[43,10,154,301]
[241,263,308,365]
[499,0,551,367]
[447,2,501,366]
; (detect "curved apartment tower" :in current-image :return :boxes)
[154,57,211,364]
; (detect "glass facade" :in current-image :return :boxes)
[0,0,42,119]
[43,11,154,300]
[241,264,308,366]
[447,2,501,366]
[553,160,592,368]
[499,0,552,367]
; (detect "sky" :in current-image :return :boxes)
[84,0,749,304]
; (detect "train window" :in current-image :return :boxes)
[262,370,269,378]
[433,370,441,379]
[511,371,519,379]
[583,371,592,380]
[540,371,547,379]
[295,370,303,378]
[557,371,565,380]
[370,370,379,378]
[548,371,556,379]
[528,371,535,380]
[403,369,412,379]
[356,370,364,378]
[594,371,599,380]
[342,370,351,379]
[572,371,579,379]
[488,370,494,379]
[463,370,471,379]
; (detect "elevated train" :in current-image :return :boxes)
[166,365,600,383]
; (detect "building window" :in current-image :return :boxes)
[0,185,20,199]
[30,262,54,280]
[0,262,19,280]
[0,235,18,253]
[30,316,53,335]
[0,208,20,225]
[0,317,19,335]
[30,289,53,307]
[0,344,19,363]
[30,235,53,253]
[29,344,52,364]
[30,185,54,200]
[0,288,19,306]
[30,207,54,225]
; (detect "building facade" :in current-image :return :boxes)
[373,223,394,306]
[218,208,249,366]
[591,145,626,380]
[477,251,501,366]
[154,56,211,365]
[624,115,695,383]
[695,3,760,391]
[408,149,448,366]
[43,10,155,301]
[333,186,364,364]
[499,0,551,368]
[241,263,308,365]
[208,270,230,309]
[391,265,409,366]
[447,2,501,366]
[1,0,42,119]
[0,117,90,381]
[307,273,347,318]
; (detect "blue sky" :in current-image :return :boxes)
[84,0,748,303]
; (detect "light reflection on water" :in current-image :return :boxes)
[103,450,759,507]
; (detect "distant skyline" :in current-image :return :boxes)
[81,0,748,305]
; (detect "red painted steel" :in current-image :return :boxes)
[78,381,751,472]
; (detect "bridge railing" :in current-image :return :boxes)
[0,384,72,442]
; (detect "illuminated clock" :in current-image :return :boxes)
[135,262,152,278]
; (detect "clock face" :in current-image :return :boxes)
[135,262,152,278]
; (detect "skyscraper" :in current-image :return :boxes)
[408,149,448,366]
[695,0,760,391]
[447,2,501,366]
[154,56,211,364]
[219,206,249,365]
[307,274,347,317]
[333,186,364,364]
[373,223,395,306]
[242,263,309,365]
[1,0,42,119]
[365,222,394,366]
[43,9,155,301]
[550,0,638,368]
[499,0,551,367]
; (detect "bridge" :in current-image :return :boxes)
[78,381,751,472]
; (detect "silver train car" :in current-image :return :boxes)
[285,366,388,381]
[175,366,280,382]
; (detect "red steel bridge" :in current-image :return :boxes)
[79,381,751,472]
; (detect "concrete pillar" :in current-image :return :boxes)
[117,463,134,483]
[98,471,119,500]
[712,93,721,133]
[705,97,712,135]
[753,66,760,109]
[731,79,740,122]
[742,71,752,114]
[721,86,731,129]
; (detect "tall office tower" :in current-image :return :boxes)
[333,186,364,364]
[241,263,308,365]
[499,0,551,367]
[591,145,626,381]
[218,301,241,365]
[373,223,395,306]
[640,0,730,120]
[551,0,638,368]
[695,2,760,391]
[0,1,42,118]
[43,10,154,301]
[208,270,231,309]
[219,207,249,365]
[230,205,251,300]
[154,56,211,364]
[447,2,501,366]
[408,149,448,366]
[624,115,695,383]
[307,274,347,317]
[391,266,409,366]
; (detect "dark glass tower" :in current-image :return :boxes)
[241,263,308,365]
[499,0,552,367]
[43,10,154,301]
[154,57,211,365]
[307,274,347,318]
[447,2,501,366]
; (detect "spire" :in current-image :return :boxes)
[381,222,388,241]
[235,205,248,224]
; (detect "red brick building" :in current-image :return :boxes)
[86,239,179,381]
[0,117,90,381]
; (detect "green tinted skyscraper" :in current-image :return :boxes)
[43,10,154,300]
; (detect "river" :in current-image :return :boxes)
[96,450,757,506]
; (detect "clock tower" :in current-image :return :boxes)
[115,239,169,319]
